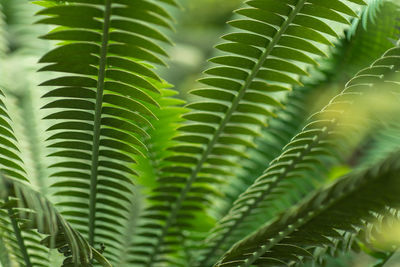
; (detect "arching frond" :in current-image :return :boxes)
[35,0,176,263]
[209,1,400,219]
[5,82,51,195]
[137,0,366,264]
[200,3,400,263]
[202,43,400,266]
[2,0,400,266]
[0,175,111,267]
[215,150,400,267]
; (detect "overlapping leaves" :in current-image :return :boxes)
[137,0,366,265]
[203,42,400,266]
[199,3,400,263]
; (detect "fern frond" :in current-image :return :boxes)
[215,150,400,267]
[0,175,111,267]
[0,89,51,267]
[201,43,400,266]
[138,0,365,264]
[200,84,333,265]
[0,0,52,195]
[6,84,51,195]
[200,4,400,262]
[129,86,206,267]
[35,0,176,262]
[0,90,26,182]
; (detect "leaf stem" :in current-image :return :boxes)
[88,0,112,247]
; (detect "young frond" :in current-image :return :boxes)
[114,85,187,266]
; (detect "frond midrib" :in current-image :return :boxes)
[145,1,307,265]
[88,0,112,247]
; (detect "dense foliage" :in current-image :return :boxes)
[0,0,400,266]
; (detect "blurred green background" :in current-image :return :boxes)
[158,0,242,99]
